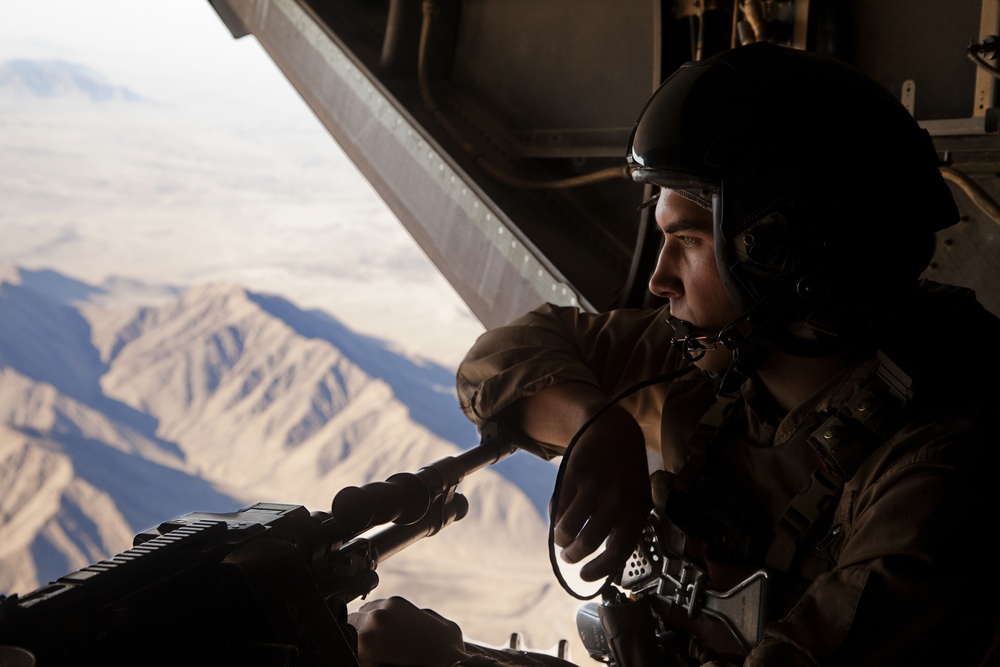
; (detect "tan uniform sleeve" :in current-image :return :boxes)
[455,302,689,458]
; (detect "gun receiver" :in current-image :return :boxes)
[0,424,516,666]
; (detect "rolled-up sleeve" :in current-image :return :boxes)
[456,302,698,459]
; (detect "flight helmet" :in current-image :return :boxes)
[627,42,958,362]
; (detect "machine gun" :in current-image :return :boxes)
[0,423,516,666]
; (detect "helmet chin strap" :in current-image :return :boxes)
[667,311,771,372]
[667,269,826,370]
[670,307,837,380]
[666,316,754,396]
[666,315,725,363]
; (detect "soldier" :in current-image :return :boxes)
[350,42,1000,666]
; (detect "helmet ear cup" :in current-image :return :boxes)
[714,175,798,316]
[714,173,843,356]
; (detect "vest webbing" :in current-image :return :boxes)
[765,354,910,572]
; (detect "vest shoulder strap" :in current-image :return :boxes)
[765,355,911,572]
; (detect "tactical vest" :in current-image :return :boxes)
[615,352,913,661]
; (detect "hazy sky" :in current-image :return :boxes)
[0,0,485,368]
[0,1,292,118]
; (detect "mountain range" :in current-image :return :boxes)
[0,265,585,658]
[0,58,146,103]
[0,57,487,371]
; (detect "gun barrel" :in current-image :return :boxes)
[330,422,516,536]
[318,494,471,604]
[369,493,470,563]
[451,422,519,472]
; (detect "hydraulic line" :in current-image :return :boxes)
[939,165,1000,227]
[968,36,1000,79]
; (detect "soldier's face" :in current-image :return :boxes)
[648,189,739,370]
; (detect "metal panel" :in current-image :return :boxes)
[448,0,660,158]
[815,0,987,122]
[210,0,585,329]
